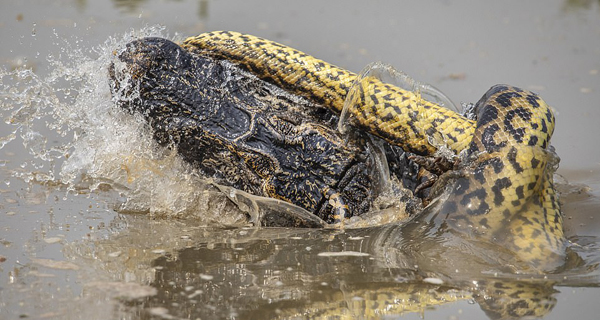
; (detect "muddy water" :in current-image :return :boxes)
[1,0,600,319]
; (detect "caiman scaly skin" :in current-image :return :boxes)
[109,37,420,225]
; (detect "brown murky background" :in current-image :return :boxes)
[1,0,600,319]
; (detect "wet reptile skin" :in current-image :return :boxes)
[109,37,422,225]
[183,31,564,267]
[183,32,476,156]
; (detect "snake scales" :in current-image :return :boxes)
[182,31,565,269]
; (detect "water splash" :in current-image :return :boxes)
[1,27,412,227]
[0,26,261,224]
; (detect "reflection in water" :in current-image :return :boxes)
[63,214,597,320]
[198,0,208,19]
[112,0,158,12]
[109,0,210,19]
[74,0,87,12]
[563,0,600,11]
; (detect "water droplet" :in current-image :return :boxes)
[108,251,122,257]
[199,274,213,280]
[423,277,444,285]
[31,23,36,36]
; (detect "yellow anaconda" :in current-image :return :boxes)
[183,31,475,156]
[261,280,556,320]
[182,31,564,269]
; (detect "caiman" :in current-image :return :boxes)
[109,32,566,271]
[109,36,422,226]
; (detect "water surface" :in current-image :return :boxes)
[1,1,600,319]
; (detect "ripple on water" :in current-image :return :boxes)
[2,25,600,320]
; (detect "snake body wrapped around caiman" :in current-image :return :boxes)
[183,31,564,268]
[111,31,565,270]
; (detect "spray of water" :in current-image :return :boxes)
[0,27,421,227]
[0,26,257,225]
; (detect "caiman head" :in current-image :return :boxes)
[108,37,418,224]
